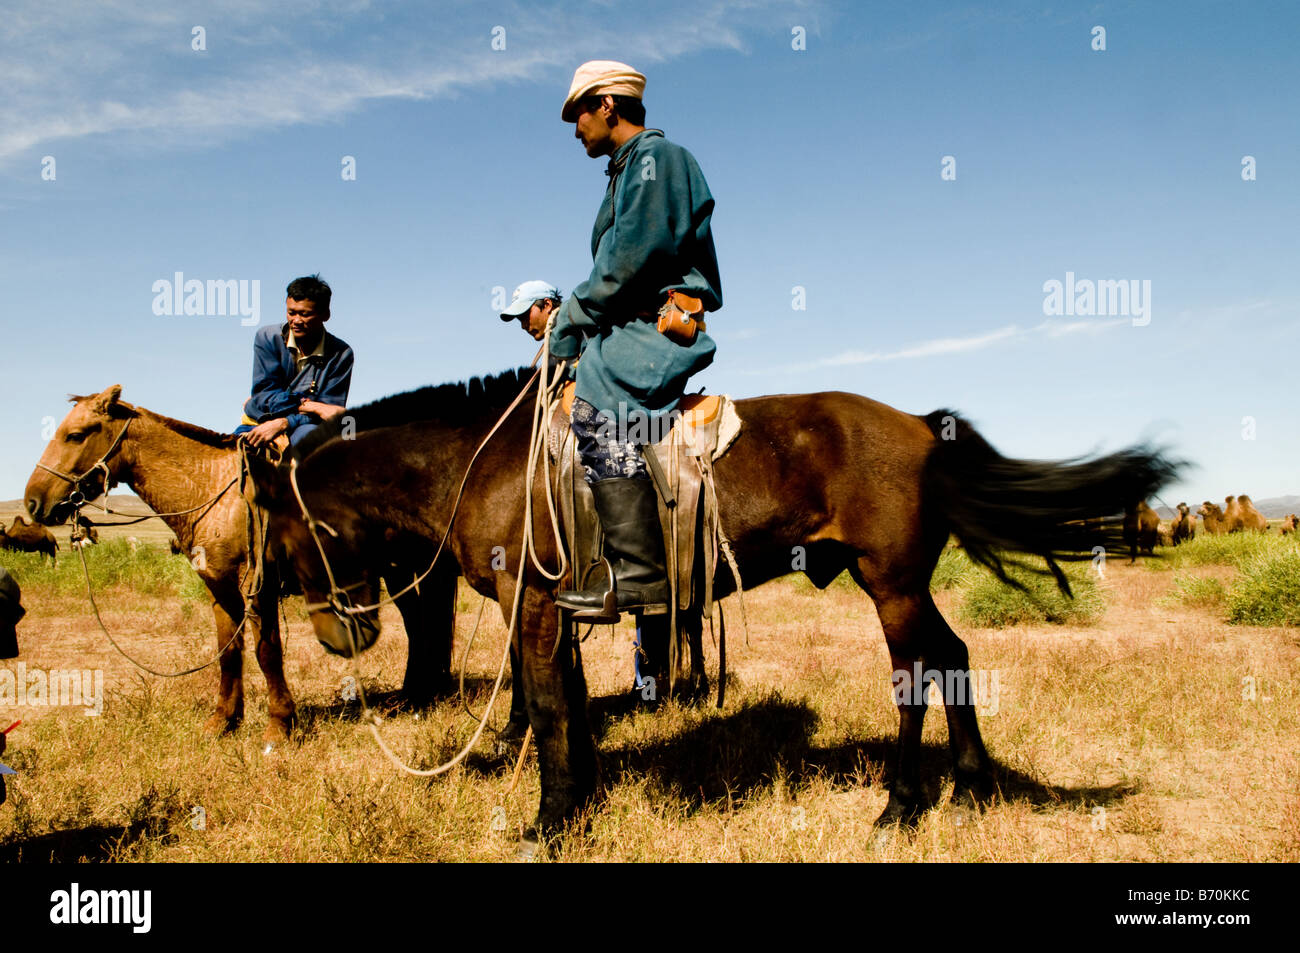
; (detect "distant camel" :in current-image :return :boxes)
[1280,514,1297,536]
[1234,494,1268,532]
[1223,495,1242,532]
[1198,501,1228,535]
[1170,502,1195,545]
[1124,500,1161,561]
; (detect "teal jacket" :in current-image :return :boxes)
[550,129,721,420]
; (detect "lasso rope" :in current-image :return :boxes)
[291,333,570,778]
[67,445,262,678]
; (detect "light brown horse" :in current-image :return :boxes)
[24,385,295,742]
[24,386,465,741]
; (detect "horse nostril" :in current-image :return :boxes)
[25,500,42,522]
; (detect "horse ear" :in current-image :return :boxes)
[92,385,123,414]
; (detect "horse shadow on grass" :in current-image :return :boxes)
[0,819,178,862]
[0,786,181,863]
[589,689,1139,818]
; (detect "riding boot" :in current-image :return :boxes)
[556,477,669,613]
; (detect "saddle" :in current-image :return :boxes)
[548,381,741,618]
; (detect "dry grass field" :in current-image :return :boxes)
[1,530,1298,862]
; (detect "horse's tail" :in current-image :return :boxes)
[921,409,1183,596]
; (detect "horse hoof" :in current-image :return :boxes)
[950,774,996,815]
[515,830,542,863]
[499,716,530,743]
[869,825,896,852]
[872,793,922,831]
[946,800,980,828]
[262,720,295,751]
[203,713,239,736]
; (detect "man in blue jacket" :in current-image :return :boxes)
[236,275,354,452]
[550,61,722,617]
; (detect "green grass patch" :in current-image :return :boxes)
[930,547,974,591]
[1153,531,1293,571]
[958,559,1104,628]
[1226,547,1300,626]
[1,539,208,601]
[1158,573,1227,610]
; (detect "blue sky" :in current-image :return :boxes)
[1,0,1297,504]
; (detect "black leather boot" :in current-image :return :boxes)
[556,477,669,614]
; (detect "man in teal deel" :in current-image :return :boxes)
[550,60,722,617]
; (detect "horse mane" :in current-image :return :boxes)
[68,393,239,450]
[296,365,535,456]
[137,408,240,449]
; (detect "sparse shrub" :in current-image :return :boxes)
[1227,547,1300,626]
[958,560,1104,627]
[931,547,973,591]
[1158,574,1227,610]
[1157,531,1292,571]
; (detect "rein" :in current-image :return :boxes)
[290,340,570,779]
[66,443,262,678]
[288,360,549,617]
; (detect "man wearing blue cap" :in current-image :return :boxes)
[499,280,562,341]
[548,60,722,618]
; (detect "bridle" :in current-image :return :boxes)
[36,416,240,526]
[35,418,133,511]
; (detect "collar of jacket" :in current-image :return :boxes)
[278,322,340,361]
[605,128,664,177]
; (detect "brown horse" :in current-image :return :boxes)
[23,385,458,743]
[248,371,1180,843]
[0,518,59,562]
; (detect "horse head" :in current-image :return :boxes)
[245,447,382,657]
[26,385,138,525]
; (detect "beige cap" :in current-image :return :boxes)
[562,60,646,122]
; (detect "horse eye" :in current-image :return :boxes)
[66,431,87,443]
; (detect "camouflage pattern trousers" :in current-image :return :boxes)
[570,396,650,485]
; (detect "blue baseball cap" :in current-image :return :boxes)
[500,280,560,320]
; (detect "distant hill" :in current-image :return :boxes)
[0,493,156,517]
[1245,496,1300,519]
[0,493,175,547]
[1153,495,1300,520]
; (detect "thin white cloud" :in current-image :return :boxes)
[0,0,797,164]
[761,316,1129,374]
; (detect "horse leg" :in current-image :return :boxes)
[501,638,530,740]
[849,572,930,828]
[516,591,598,840]
[637,615,669,700]
[921,597,996,810]
[635,612,704,702]
[204,593,245,734]
[390,563,454,707]
[250,565,296,746]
